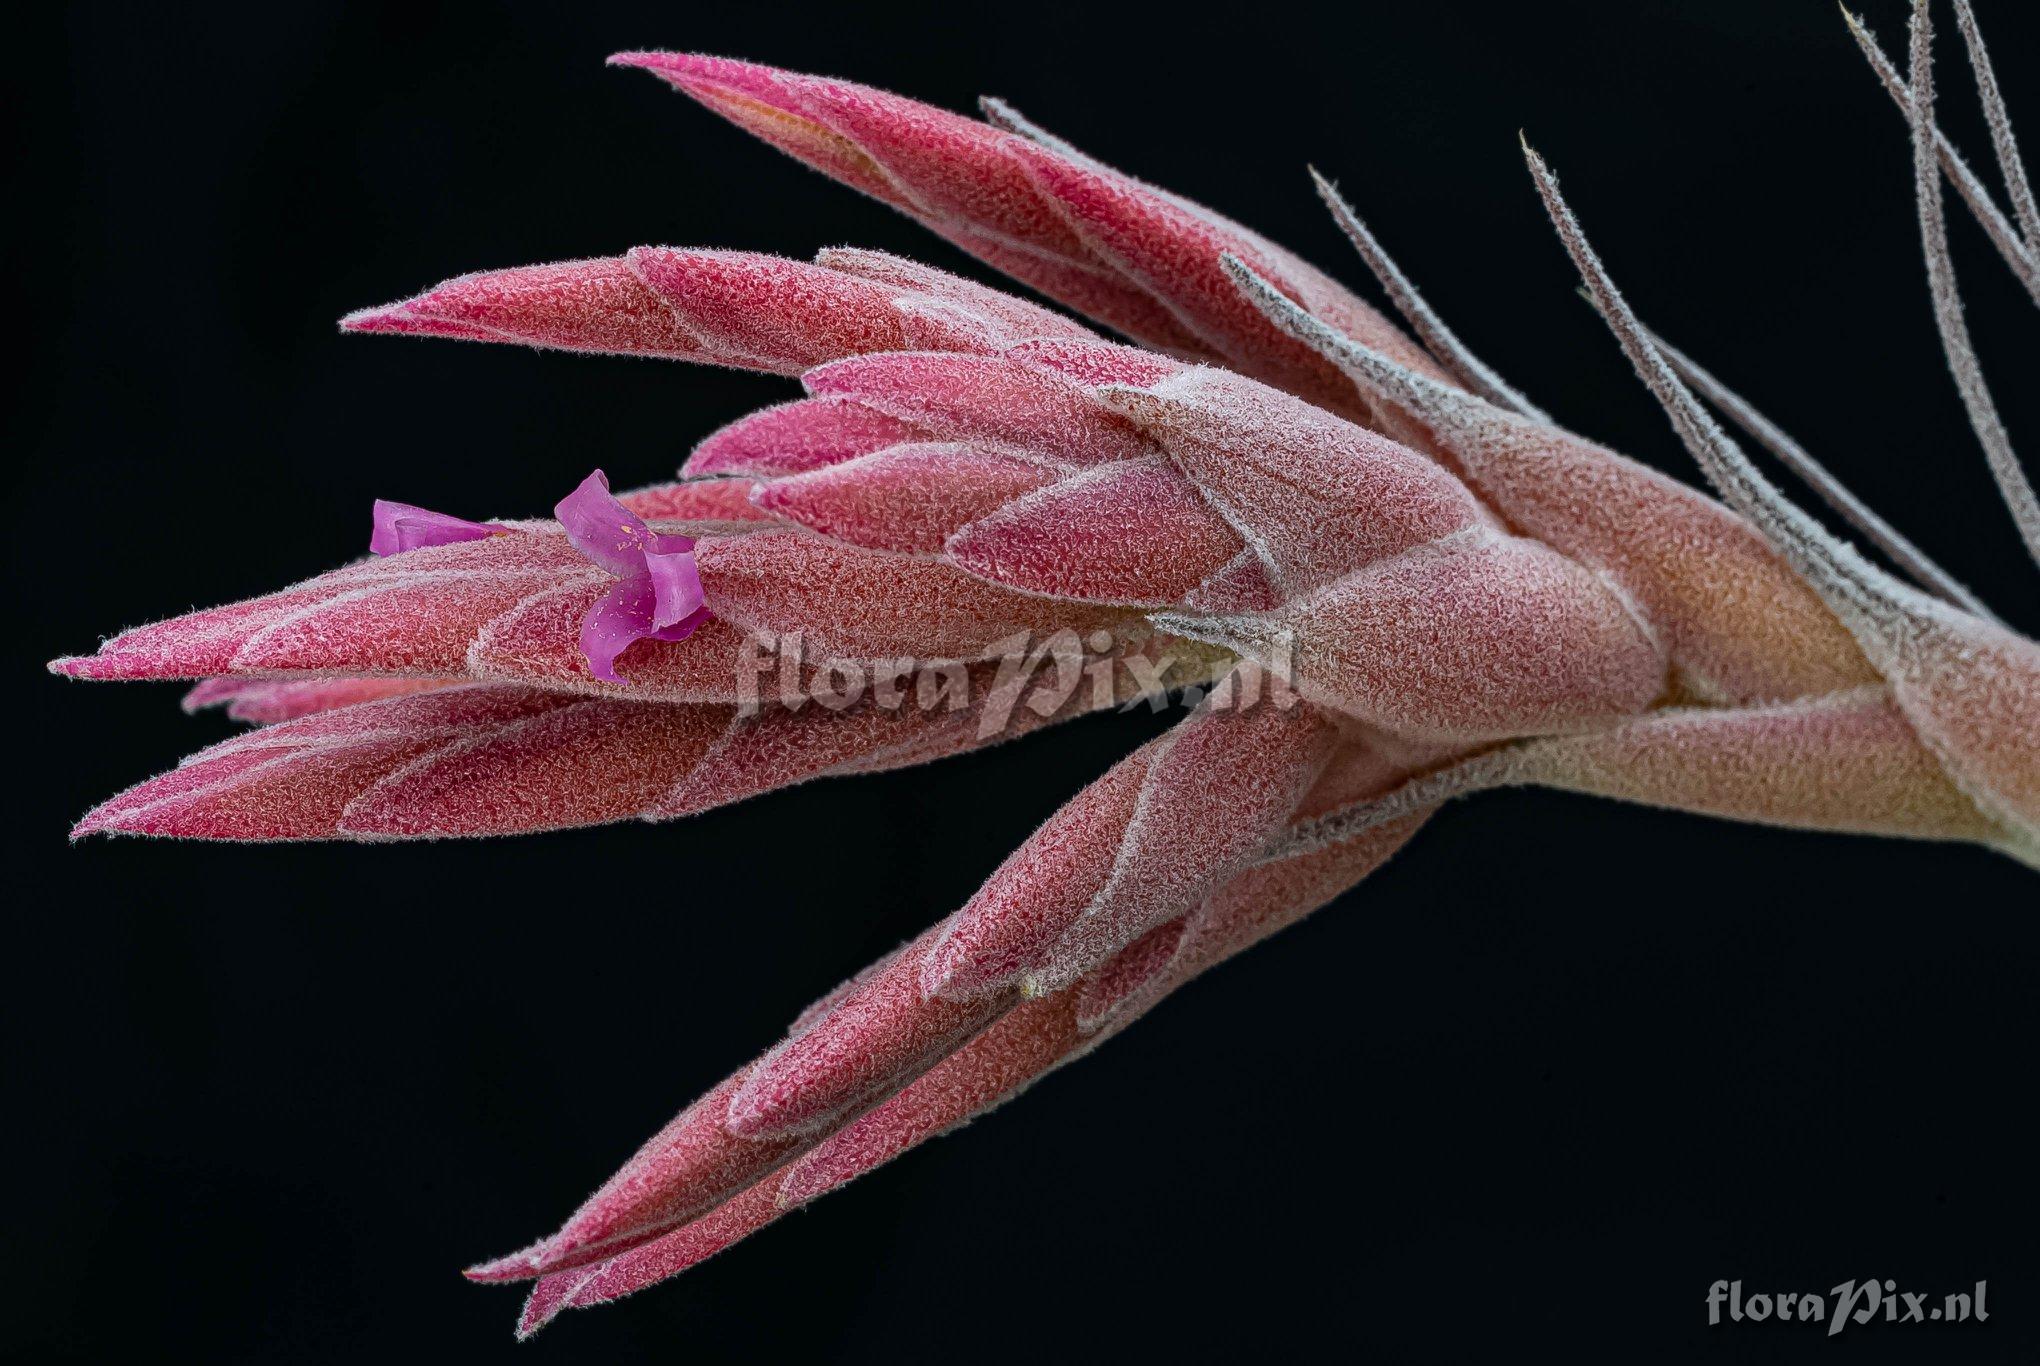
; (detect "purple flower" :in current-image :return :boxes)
[555,469,707,681]
[369,500,502,555]
[369,476,707,683]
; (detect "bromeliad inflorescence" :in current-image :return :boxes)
[52,1,2038,1337]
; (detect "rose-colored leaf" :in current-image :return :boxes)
[181,676,454,725]
[341,258,712,360]
[337,696,728,838]
[502,784,1434,1323]
[73,686,586,840]
[694,530,1129,661]
[945,458,1243,605]
[1032,693,1337,993]
[625,247,919,368]
[684,396,928,479]
[754,443,1056,553]
[725,928,1013,1141]
[1516,686,2004,845]
[813,247,1094,343]
[52,530,594,682]
[1162,531,1667,743]
[1005,336,1184,388]
[620,52,1444,430]
[615,479,772,523]
[1097,367,1489,594]
[1344,361,1878,703]
[347,243,1093,376]
[926,686,1335,1000]
[920,742,1155,1002]
[1001,135,1443,419]
[802,351,1156,467]
[1874,605,2040,848]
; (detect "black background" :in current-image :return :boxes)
[12,2,2040,1361]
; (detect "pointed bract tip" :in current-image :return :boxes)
[179,680,228,715]
[514,1272,594,1340]
[1215,253,1304,326]
[603,51,781,98]
[1146,609,1256,655]
[337,299,501,343]
[464,1239,552,1284]
[605,50,715,78]
[338,304,405,334]
[48,652,165,682]
[971,93,1083,157]
[67,799,209,842]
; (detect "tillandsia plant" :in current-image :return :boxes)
[50,0,2038,1338]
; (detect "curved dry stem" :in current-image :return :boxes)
[1226,239,1892,633]
[1949,0,2040,258]
[1515,135,2040,860]
[1588,295,1996,619]
[1307,168,1552,423]
[977,95,1085,161]
[1220,252,1482,425]
[1842,6,2040,305]
[1905,0,2040,569]
[1510,137,1927,647]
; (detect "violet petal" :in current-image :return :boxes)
[649,604,710,644]
[579,577,656,683]
[556,470,659,578]
[645,550,706,631]
[370,500,500,556]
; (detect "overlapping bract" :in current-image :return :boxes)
[474,722,1428,1338]
[604,53,1451,429]
[52,24,2040,1334]
[340,245,1097,370]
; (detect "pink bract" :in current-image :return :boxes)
[49,9,2040,1338]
